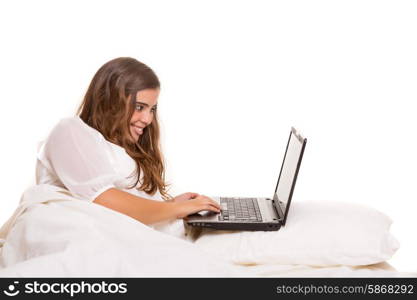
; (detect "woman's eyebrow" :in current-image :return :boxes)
[136,101,157,108]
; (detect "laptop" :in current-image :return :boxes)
[184,127,307,231]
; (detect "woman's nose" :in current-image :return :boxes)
[140,111,152,125]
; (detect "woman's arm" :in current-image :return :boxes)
[93,188,221,225]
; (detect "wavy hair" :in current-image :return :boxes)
[77,57,172,201]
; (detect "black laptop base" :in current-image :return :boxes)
[185,221,281,231]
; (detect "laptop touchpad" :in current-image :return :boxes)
[188,210,217,217]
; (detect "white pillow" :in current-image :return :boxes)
[193,200,400,266]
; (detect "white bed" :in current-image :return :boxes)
[0,184,415,278]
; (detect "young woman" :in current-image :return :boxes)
[36,57,221,225]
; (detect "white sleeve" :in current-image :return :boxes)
[41,118,120,202]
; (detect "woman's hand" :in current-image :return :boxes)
[172,192,200,203]
[171,193,221,219]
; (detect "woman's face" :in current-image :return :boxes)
[130,88,159,142]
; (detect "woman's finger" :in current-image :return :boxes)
[205,204,221,212]
[208,198,221,209]
[198,195,218,205]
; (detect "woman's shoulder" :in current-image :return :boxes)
[52,116,104,141]
[55,116,92,131]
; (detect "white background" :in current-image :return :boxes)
[0,0,416,272]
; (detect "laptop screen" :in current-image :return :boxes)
[273,127,306,225]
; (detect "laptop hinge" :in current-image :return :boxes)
[271,199,285,222]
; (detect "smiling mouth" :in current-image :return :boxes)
[131,125,144,136]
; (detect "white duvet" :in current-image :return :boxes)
[0,185,413,278]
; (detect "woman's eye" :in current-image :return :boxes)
[135,104,156,113]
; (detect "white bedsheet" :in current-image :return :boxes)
[0,185,414,278]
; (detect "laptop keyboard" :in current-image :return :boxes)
[219,197,263,222]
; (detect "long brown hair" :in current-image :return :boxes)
[77,57,172,201]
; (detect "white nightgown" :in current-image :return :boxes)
[36,116,163,202]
